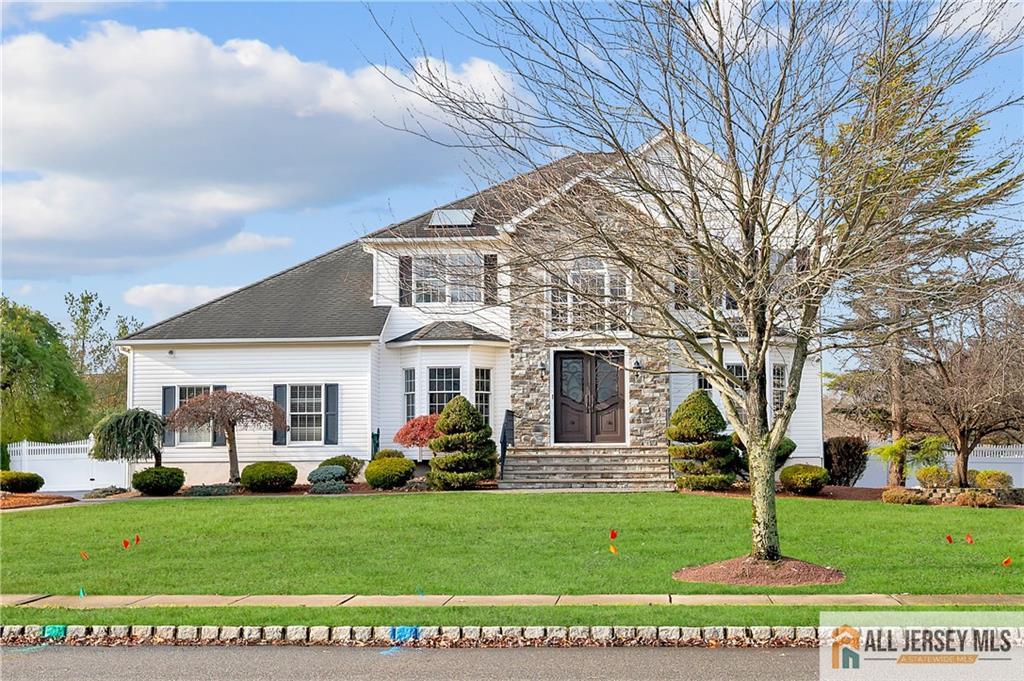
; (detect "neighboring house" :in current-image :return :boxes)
[119,152,824,487]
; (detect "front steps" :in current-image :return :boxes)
[499,447,674,491]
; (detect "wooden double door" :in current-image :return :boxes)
[554,350,625,443]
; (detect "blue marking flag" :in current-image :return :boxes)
[391,626,419,642]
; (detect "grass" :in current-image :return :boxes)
[2,606,1021,628]
[1,492,1021,596]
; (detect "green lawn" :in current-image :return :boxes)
[2,492,1020,597]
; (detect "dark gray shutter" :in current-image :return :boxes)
[673,259,688,310]
[273,384,287,445]
[483,254,498,304]
[212,385,227,446]
[161,386,176,447]
[399,256,413,307]
[324,383,339,445]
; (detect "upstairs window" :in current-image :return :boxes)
[412,254,484,304]
[549,259,629,332]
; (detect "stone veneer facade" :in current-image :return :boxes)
[508,285,671,449]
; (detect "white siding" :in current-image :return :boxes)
[129,342,374,484]
[668,344,824,464]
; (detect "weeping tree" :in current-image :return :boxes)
[378,1,1022,561]
[91,408,165,466]
[165,391,286,483]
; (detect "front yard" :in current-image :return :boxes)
[2,492,1019,597]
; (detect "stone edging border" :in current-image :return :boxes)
[2,624,826,648]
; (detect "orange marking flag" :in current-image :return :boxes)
[609,544,619,556]
[1002,557,1013,567]
[965,534,974,544]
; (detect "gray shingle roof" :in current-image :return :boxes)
[124,241,390,341]
[386,321,507,344]
[365,153,614,240]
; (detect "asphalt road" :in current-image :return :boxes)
[1,645,818,680]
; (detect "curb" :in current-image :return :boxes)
[0,624,825,648]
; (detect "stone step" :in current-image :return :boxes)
[499,478,675,491]
[504,460,669,469]
[505,455,670,465]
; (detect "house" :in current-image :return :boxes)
[119,152,824,488]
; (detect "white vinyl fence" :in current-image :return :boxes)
[857,444,1024,488]
[7,438,129,492]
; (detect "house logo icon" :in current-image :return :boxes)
[831,625,861,669]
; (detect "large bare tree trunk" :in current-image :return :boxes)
[952,436,972,488]
[748,438,781,561]
[226,427,240,483]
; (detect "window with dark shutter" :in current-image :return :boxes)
[272,384,287,445]
[161,386,176,447]
[399,256,413,307]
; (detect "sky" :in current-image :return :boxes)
[2,0,1022,338]
[2,1,506,325]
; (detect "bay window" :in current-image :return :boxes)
[428,367,461,414]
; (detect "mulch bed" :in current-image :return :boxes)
[680,485,885,502]
[0,493,78,510]
[673,555,845,586]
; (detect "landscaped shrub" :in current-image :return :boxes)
[393,414,441,448]
[668,391,737,490]
[915,465,952,489]
[365,456,416,490]
[319,455,362,482]
[675,473,735,491]
[309,480,348,495]
[426,397,497,490]
[730,433,796,480]
[308,465,347,484]
[132,466,185,496]
[0,470,45,493]
[974,470,1013,490]
[83,485,128,499]
[239,462,297,493]
[183,484,237,497]
[779,464,829,496]
[967,469,980,487]
[823,436,868,487]
[954,490,999,508]
[881,487,927,505]
[373,449,405,460]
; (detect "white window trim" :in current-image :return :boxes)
[412,254,485,305]
[403,368,417,421]
[174,384,216,448]
[547,263,632,336]
[286,382,326,447]
[427,366,462,415]
[474,367,493,425]
[770,362,787,418]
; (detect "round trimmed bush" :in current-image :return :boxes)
[667,391,727,442]
[373,448,405,460]
[0,470,45,493]
[240,462,297,493]
[675,473,735,491]
[881,487,927,505]
[308,465,347,484]
[731,433,796,479]
[365,456,415,489]
[974,470,1013,490]
[967,469,980,487]
[823,436,868,487]
[779,464,829,496]
[319,455,362,482]
[183,483,237,497]
[915,465,952,489]
[426,396,496,490]
[954,490,999,508]
[132,466,185,496]
[309,480,348,495]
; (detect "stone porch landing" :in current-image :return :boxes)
[500,446,674,491]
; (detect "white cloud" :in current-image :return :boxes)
[2,2,128,24]
[123,283,238,319]
[2,22,513,277]
[222,232,294,253]
[936,1,1024,42]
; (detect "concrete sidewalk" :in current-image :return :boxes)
[4,592,1023,609]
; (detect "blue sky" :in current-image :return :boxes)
[2,1,1021,336]
[2,1,501,325]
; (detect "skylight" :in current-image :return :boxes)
[428,209,476,227]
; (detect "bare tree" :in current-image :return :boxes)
[377,1,1022,561]
[905,294,1024,486]
[165,391,286,483]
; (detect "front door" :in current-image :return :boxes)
[554,351,625,443]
